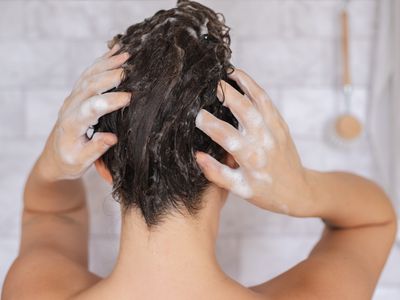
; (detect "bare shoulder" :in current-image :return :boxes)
[2,247,102,300]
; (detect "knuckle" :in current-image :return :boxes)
[82,75,100,93]
[81,98,103,118]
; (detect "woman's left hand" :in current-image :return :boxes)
[37,44,131,182]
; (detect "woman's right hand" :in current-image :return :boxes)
[37,43,131,182]
[195,69,317,217]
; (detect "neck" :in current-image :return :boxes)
[107,186,228,290]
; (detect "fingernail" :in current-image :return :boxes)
[195,151,207,166]
[125,93,132,102]
[216,83,223,102]
[105,136,118,146]
[112,43,121,50]
[195,109,206,128]
[121,52,130,59]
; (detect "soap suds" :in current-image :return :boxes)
[186,27,197,39]
[200,18,209,35]
[220,166,253,199]
[262,130,274,150]
[225,136,242,152]
[195,109,205,128]
[251,170,272,183]
[246,107,264,127]
[152,17,177,32]
[141,33,149,43]
[81,96,108,118]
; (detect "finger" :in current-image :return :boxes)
[228,69,277,120]
[103,42,121,59]
[228,69,271,105]
[195,109,248,161]
[80,132,117,165]
[78,92,131,128]
[228,69,286,141]
[217,80,265,133]
[85,52,130,77]
[78,68,125,98]
[196,151,253,199]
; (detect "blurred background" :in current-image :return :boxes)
[0,0,399,299]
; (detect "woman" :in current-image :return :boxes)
[2,1,397,299]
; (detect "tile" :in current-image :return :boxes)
[220,193,324,236]
[0,1,24,38]
[0,91,25,138]
[295,138,374,178]
[236,39,335,87]
[0,41,33,88]
[216,235,241,281]
[283,0,341,39]
[64,40,113,89]
[83,166,121,237]
[0,40,70,88]
[373,287,400,300]
[379,245,400,285]
[349,39,373,87]
[26,1,114,39]
[333,38,373,88]
[238,234,318,286]
[89,235,119,277]
[201,0,282,39]
[0,140,44,237]
[238,234,398,291]
[348,0,377,38]
[280,88,337,139]
[25,89,69,138]
[0,238,19,295]
[283,0,377,39]
[26,1,179,40]
[112,0,176,35]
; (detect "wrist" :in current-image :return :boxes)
[34,152,62,183]
[304,169,329,219]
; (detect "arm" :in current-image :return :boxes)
[2,43,131,300]
[20,155,89,265]
[194,68,397,300]
[251,171,397,300]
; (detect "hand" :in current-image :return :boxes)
[37,43,131,181]
[195,69,315,217]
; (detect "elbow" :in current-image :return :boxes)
[372,181,397,225]
[368,179,398,242]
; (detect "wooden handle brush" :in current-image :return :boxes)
[334,3,363,141]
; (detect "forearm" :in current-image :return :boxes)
[23,154,87,213]
[307,170,397,228]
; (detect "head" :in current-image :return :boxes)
[94,0,242,227]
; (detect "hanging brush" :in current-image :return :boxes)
[328,0,363,147]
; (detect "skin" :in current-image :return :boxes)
[1,45,397,300]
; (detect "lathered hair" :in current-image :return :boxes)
[94,0,241,227]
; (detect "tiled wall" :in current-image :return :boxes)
[1,0,398,299]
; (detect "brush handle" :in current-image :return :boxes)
[341,8,351,87]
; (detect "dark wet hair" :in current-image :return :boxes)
[94,0,241,227]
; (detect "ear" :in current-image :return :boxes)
[94,159,113,185]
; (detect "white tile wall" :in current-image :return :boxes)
[1,0,398,299]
